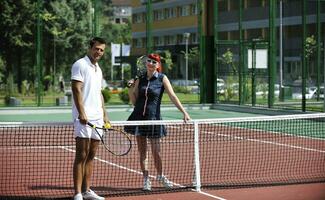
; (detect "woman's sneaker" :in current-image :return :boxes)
[82,189,105,200]
[73,193,83,200]
[156,175,173,189]
[143,177,152,191]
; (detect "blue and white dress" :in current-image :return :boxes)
[125,72,167,138]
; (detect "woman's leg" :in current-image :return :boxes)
[136,135,148,177]
[150,138,162,175]
[150,138,173,188]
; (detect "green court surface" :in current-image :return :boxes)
[0,105,263,122]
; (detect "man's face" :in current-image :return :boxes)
[89,41,106,62]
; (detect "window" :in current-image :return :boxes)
[154,9,164,20]
[115,18,121,24]
[153,36,164,46]
[180,5,190,17]
[190,4,198,15]
[165,8,176,19]
[134,38,143,48]
[133,13,143,23]
[191,33,198,44]
[165,35,177,45]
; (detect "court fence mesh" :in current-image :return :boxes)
[0,113,324,199]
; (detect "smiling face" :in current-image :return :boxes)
[88,41,106,64]
[146,58,160,73]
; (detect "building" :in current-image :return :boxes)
[131,0,199,79]
[111,0,132,24]
[131,0,324,105]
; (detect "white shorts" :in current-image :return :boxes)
[74,119,103,140]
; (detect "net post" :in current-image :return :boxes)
[193,121,201,191]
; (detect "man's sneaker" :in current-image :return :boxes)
[156,175,173,189]
[143,177,152,191]
[82,189,105,200]
[73,193,83,200]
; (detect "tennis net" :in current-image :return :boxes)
[0,113,324,199]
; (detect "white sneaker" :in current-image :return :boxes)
[143,177,152,191]
[73,193,83,200]
[82,189,105,200]
[156,175,173,189]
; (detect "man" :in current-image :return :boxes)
[71,37,109,200]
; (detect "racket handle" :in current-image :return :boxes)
[87,122,95,128]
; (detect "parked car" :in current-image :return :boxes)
[216,78,225,95]
[292,86,317,99]
[256,84,280,97]
[320,86,324,99]
[170,79,199,94]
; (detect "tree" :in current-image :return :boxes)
[0,0,36,91]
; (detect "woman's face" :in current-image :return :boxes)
[146,58,159,72]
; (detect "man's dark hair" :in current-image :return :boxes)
[89,37,106,47]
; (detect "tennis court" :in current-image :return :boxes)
[0,112,324,200]
[0,105,264,122]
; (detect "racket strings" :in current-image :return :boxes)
[102,129,131,155]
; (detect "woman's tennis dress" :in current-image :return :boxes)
[125,72,166,138]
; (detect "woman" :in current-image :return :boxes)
[126,53,191,191]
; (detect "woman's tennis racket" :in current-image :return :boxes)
[127,55,147,88]
[87,122,132,156]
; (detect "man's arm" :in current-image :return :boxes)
[72,80,87,124]
[101,93,110,124]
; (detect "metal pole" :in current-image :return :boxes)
[302,0,307,112]
[184,33,190,88]
[317,0,321,100]
[268,0,276,108]
[36,0,42,106]
[279,0,284,101]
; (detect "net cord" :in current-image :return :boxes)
[1,113,325,127]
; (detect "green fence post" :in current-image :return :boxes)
[36,0,43,106]
[302,0,307,112]
[146,0,153,54]
[268,0,276,108]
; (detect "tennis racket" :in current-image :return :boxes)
[127,55,147,88]
[87,122,132,156]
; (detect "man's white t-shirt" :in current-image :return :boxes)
[71,55,103,121]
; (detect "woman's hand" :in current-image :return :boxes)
[183,112,191,122]
[127,79,135,88]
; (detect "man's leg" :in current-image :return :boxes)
[82,139,100,192]
[73,137,90,194]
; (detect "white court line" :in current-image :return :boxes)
[201,131,325,154]
[60,146,227,200]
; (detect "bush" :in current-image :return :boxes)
[101,89,111,103]
[4,95,10,106]
[119,88,129,104]
[172,86,191,94]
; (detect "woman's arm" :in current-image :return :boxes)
[127,79,139,106]
[163,76,191,121]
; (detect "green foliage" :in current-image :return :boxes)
[305,35,317,59]
[0,56,5,83]
[172,86,191,94]
[118,88,129,104]
[6,73,15,96]
[43,75,52,91]
[101,88,111,103]
[219,48,237,74]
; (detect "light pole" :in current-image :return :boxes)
[183,32,190,88]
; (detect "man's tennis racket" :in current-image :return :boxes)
[87,122,132,156]
[127,55,147,88]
